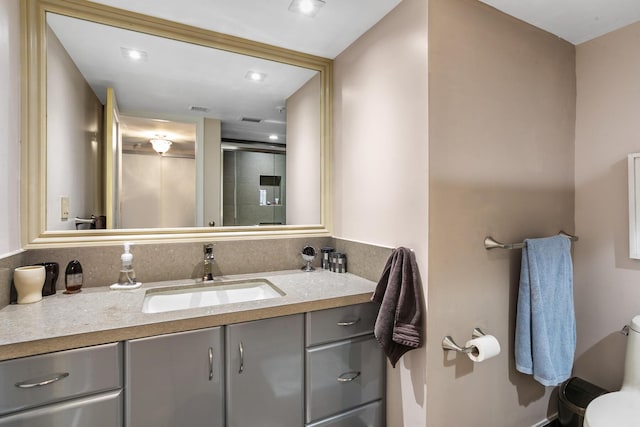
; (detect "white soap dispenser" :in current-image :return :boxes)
[111,242,141,289]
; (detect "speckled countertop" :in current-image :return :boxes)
[0,269,377,361]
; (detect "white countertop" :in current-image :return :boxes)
[0,269,377,361]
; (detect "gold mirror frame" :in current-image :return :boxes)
[21,0,333,248]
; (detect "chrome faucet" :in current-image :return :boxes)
[203,243,215,281]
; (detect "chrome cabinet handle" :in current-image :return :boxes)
[208,347,214,381]
[15,372,70,388]
[337,318,360,326]
[238,341,244,374]
[337,371,361,382]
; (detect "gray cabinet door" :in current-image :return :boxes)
[125,327,224,427]
[226,314,304,427]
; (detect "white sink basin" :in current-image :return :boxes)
[142,279,285,314]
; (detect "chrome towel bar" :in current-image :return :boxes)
[484,231,578,250]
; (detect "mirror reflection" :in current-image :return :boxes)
[45,12,321,231]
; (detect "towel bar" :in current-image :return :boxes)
[442,328,485,353]
[484,231,578,250]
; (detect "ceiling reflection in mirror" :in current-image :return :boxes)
[45,12,321,231]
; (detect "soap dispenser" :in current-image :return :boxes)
[116,242,138,287]
[64,260,83,294]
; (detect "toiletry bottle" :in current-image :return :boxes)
[117,242,137,286]
[64,260,83,294]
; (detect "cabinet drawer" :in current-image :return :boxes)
[306,303,379,346]
[306,335,384,423]
[0,343,122,416]
[307,400,383,427]
[0,390,122,427]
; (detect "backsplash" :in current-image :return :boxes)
[1,237,393,309]
[333,238,392,282]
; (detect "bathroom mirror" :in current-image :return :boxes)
[629,153,640,258]
[21,0,333,247]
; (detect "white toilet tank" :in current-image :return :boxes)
[622,315,640,391]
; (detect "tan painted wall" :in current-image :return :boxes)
[286,73,321,225]
[46,27,103,231]
[428,1,575,426]
[0,0,20,256]
[333,0,428,425]
[203,118,221,227]
[573,22,640,391]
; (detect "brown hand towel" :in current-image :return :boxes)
[372,247,424,367]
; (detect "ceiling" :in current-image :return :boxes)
[88,0,403,59]
[48,0,402,150]
[47,12,318,147]
[479,0,640,45]
[52,1,640,152]
[89,0,640,52]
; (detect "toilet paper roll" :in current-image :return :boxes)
[464,335,501,362]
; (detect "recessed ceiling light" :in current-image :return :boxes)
[288,0,325,17]
[121,47,148,62]
[245,71,267,82]
[269,134,279,141]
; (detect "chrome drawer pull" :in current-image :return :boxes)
[208,347,214,381]
[337,318,360,327]
[238,341,244,374]
[15,372,70,389]
[337,371,361,382]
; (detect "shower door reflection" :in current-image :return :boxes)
[223,149,286,226]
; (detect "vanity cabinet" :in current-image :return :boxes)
[305,303,385,426]
[125,327,224,427]
[226,314,304,427]
[0,343,123,427]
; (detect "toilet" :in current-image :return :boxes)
[584,315,640,427]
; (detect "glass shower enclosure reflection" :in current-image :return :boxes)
[222,150,286,226]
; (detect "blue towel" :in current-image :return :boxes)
[515,235,575,386]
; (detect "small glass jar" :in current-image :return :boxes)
[320,247,335,270]
[330,253,347,273]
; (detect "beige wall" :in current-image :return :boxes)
[428,0,575,426]
[46,27,103,231]
[286,73,321,225]
[573,22,640,391]
[203,118,222,227]
[333,0,428,425]
[0,0,20,256]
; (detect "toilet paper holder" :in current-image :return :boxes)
[442,328,486,353]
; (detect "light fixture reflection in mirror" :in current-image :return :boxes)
[23,0,332,245]
[150,138,172,155]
